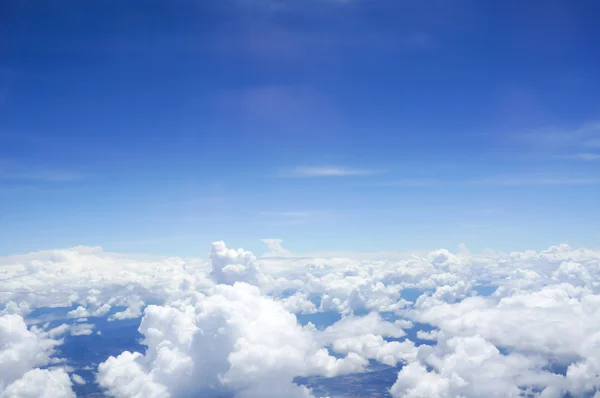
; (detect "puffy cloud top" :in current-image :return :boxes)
[0,314,74,397]
[209,241,262,286]
[3,240,600,397]
[97,282,366,398]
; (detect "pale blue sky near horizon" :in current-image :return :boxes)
[1,0,599,257]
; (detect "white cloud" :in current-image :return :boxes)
[0,301,31,317]
[280,292,318,314]
[209,241,262,286]
[97,283,365,398]
[260,212,310,217]
[71,374,86,386]
[0,246,210,322]
[0,169,83,183]
[70,323,95,336]
[288,166,378,177]
[47,324,70,339]
[2,368,75,398]
[412,285,600,363]
[67,303,111,319]
[0,314,74,397]
[0,314,61,387]
[108,295,145,321]
[561,152,600,161]
[331,334,416,367]
[515,120,600,148]
[261,238,293,257]
[416,329,438,341]
[3,241,600,396]
[476,175,600,186]
[320,312,408,341]
[108,308,140,321]
[97,352,169,398]
[314,312,416,367]
[390,334,563,398]
[381,174,600,188]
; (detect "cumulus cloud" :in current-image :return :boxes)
[70,323,95,336]
[3,240,600,397]
[2,368,75,398]
[0,246,210,322]
[280,292,318,314]
[97,283,365,398]
[390,334,563,398]
[209,241,262,286]
[108,295,145,321]
[0,314,74,397]
[316,312,416,368]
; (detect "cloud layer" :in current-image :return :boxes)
[2,241,600,397]
[0,314,74,397]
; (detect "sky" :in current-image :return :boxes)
[1,0,599,256]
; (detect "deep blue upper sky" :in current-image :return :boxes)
[1,0,599,256]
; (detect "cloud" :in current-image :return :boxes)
[260,211,310,218]
[108,295,145,321]
[475,175,600,186]
[390,334,562,398]
[287,166,379,177]
[280,292,318,314]
[0,314,75,397]
[411,284,600,361]
[319,312,408,342]
[209,241,262,286]
[0,165,83,183]
[377,179,440,187]
[381,174,600,188]
[0,314,63,386]
[97,283,366,398]
[232,0,358,12]
[69,323,95,336]
[259,213,311,227]
[216,85,339,132]
[4,241,600,396]
[400,33,435,49]
[0,246,211,322]
[67,304,111,319]
[560,152,600,161]
[71,374,86,386]
[316,312,416,367]
[2,368,75,398]
[515,120,600,160]
[261,238,293,257]
[219,0,437,67]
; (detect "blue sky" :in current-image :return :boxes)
[1,0,599,256]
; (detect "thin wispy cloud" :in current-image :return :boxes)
[260,211,312,226]
[0,170,83,182]
[400,33,435,49]
[380,174,600,188]
[377,179,438,187]
[559,153,600,161]
[515,121,600,160]
[221,0,436,68]
[260,211,310,218]
[259,210,335,227]
[286,166,380,178]
[217,85,339,133]
[104,235,202,249]
[478,176,600,186]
